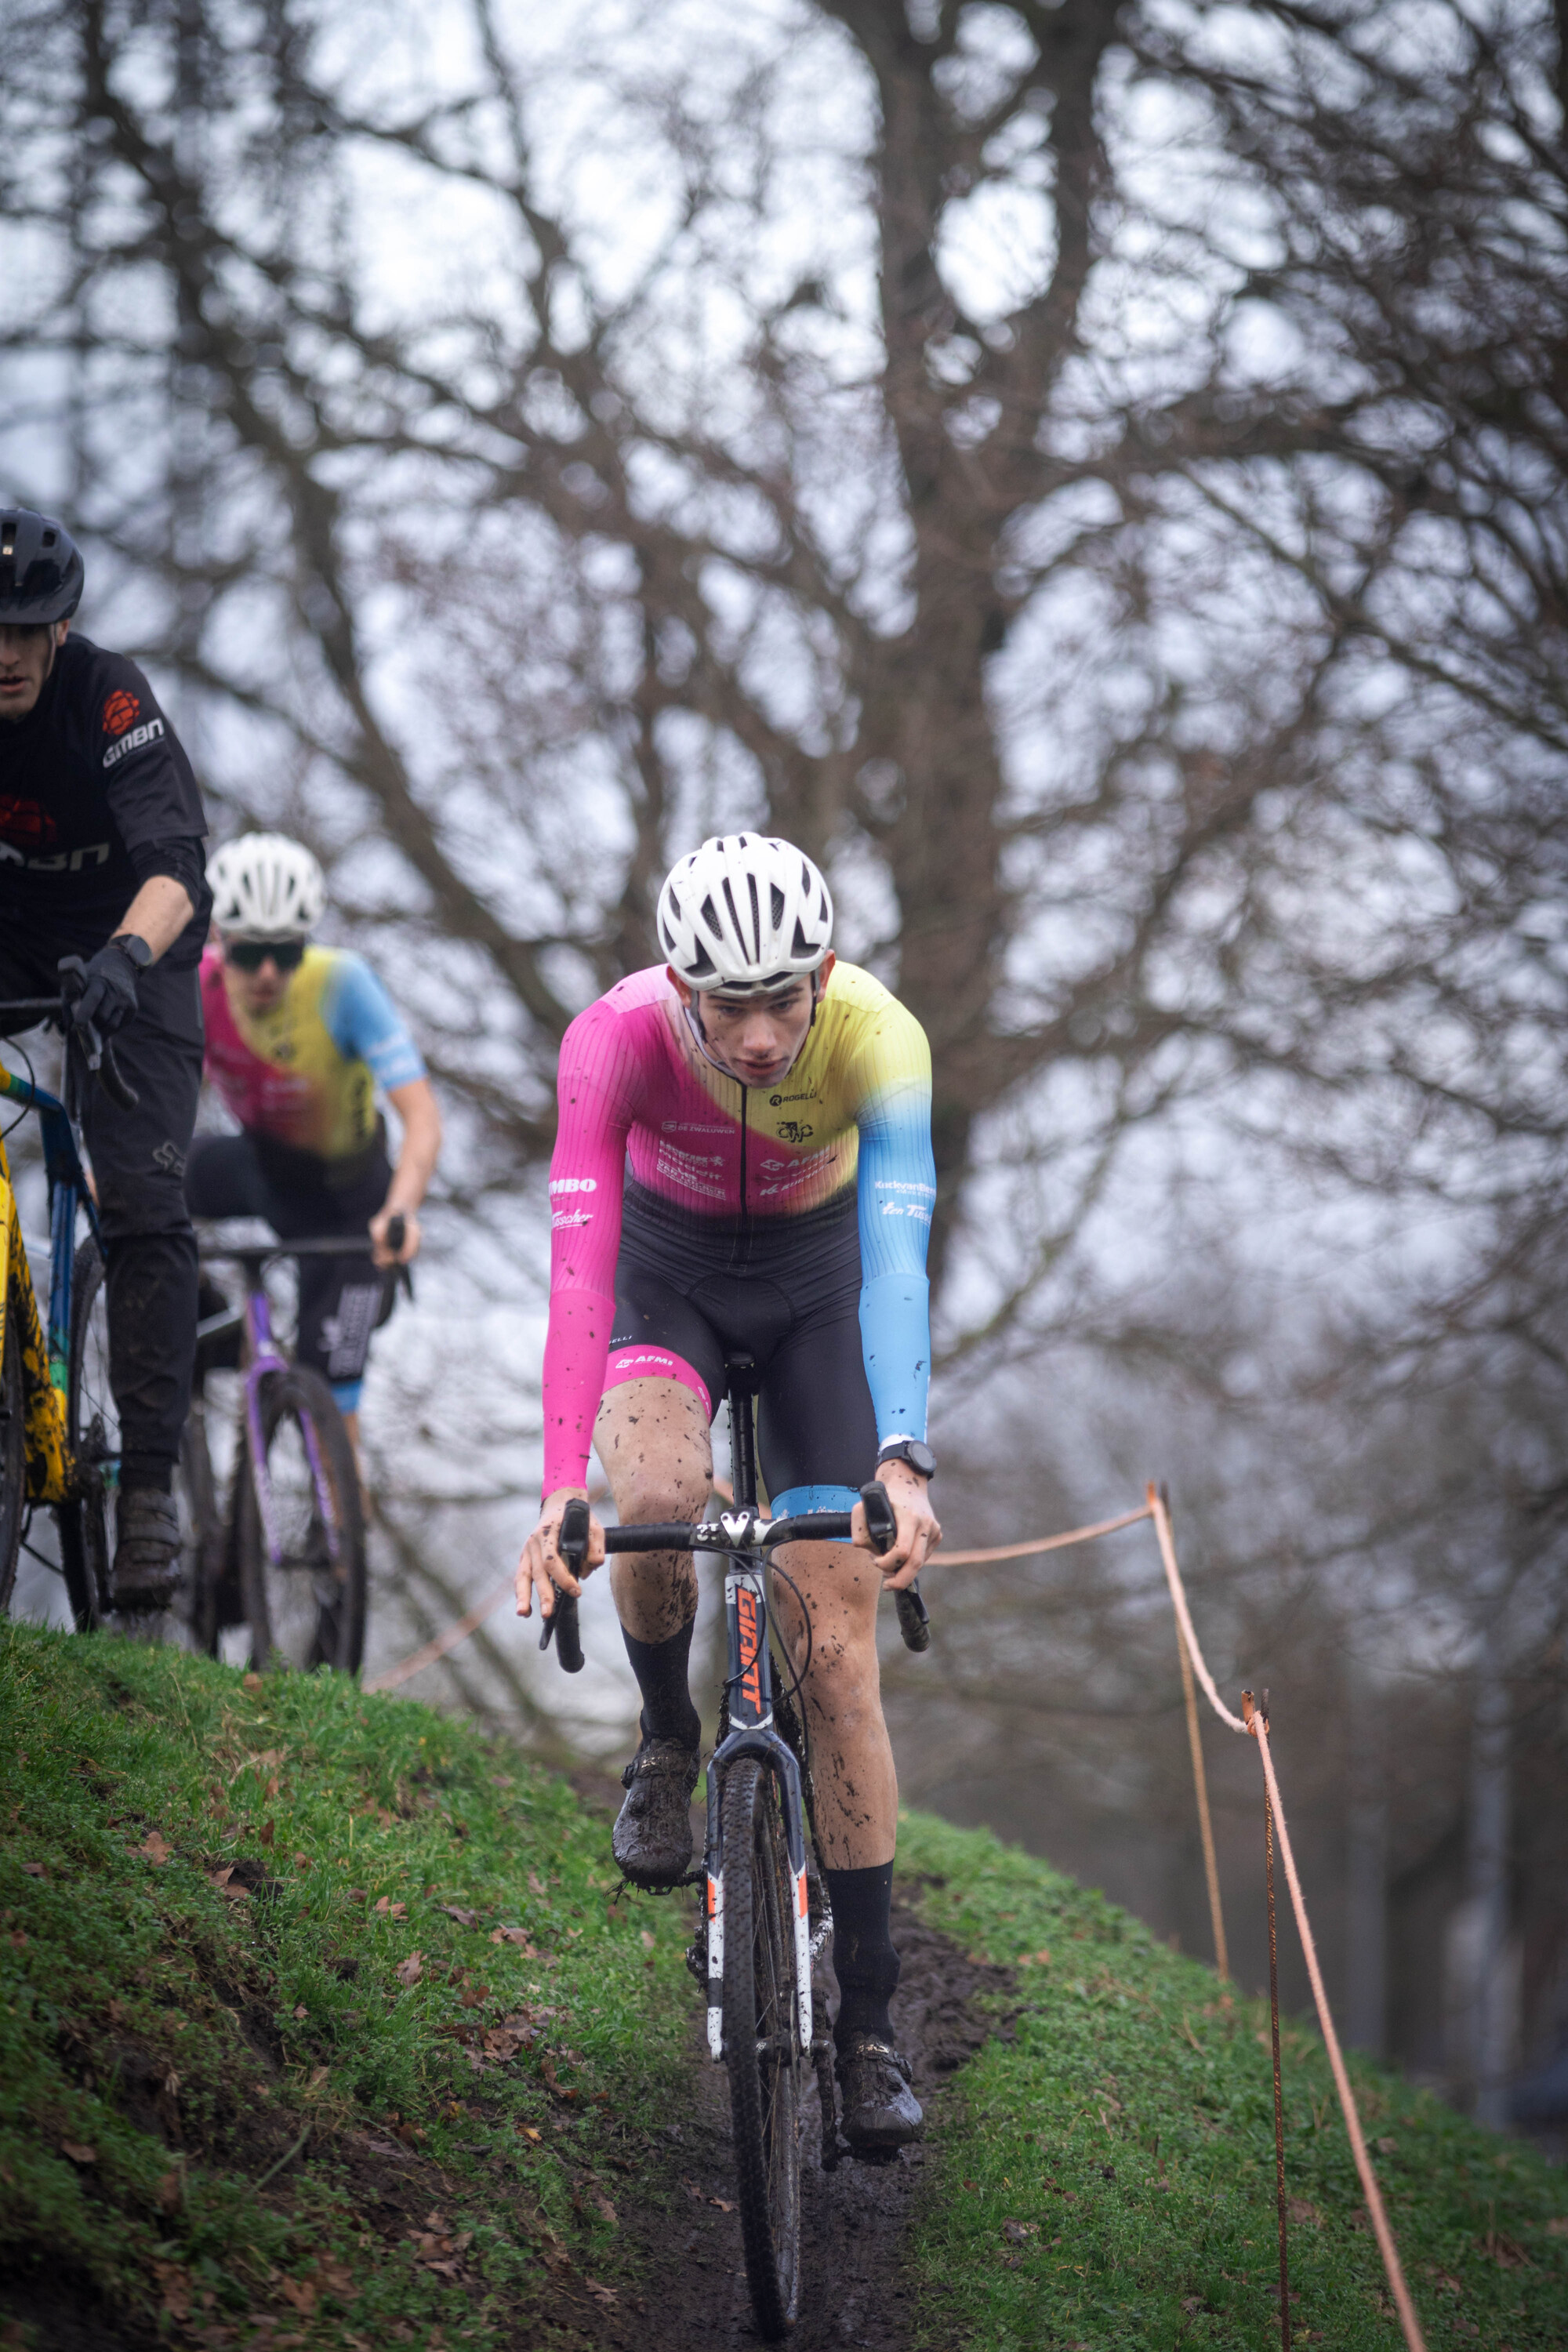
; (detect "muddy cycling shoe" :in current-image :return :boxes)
[111,1489,182,1611]
[611,1737,700,1887]
[836,2035,924,2154]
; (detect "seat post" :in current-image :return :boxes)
[724,1353,760,1513]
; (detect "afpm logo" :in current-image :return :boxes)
[102,716,165,770]
[735,1583,764,1716]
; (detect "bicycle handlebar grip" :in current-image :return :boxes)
[385,1213,406,1255]
[859,1482,931,1651]
[539,1497,588,1672]
[895,1583,931,1653]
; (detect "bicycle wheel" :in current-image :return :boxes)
[0,1319,24,1613]
[177,1400,229,1654]
[238,1365,366,1671]
[58,1236,114,1632]
[722,1756,804,2339]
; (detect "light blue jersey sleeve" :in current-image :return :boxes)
[321,953,426,1092]
[854,1026,936,1448]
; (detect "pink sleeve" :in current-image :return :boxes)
[541,999,639,1494]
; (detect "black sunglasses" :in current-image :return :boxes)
[225,938,307,973]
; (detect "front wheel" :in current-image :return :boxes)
[57,1236,114,1632]
[722,1758,805,2340]
[238,1366,366,1671]
[0,1319,24,1613]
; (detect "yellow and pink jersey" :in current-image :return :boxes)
[199,945,426,1167]
[543,960,935,1491]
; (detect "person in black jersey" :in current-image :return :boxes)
[0,508,210,1607]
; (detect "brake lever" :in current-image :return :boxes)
[381,1212,414,1301]
[859,1479,931,1653]
[540,1495,586,1672]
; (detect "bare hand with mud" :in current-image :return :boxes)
[515,1486,606,1621]
[851,1459,941,1588]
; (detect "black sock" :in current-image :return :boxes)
[118,1456,173,1496]
[622,1620,701,1749]
[826,1861,900,2047]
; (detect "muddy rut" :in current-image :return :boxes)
[610,1892,1013,2352]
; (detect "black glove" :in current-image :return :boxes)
[60,942,141,1038]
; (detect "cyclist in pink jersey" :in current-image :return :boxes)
[516,834,940,2151]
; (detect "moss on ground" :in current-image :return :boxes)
[5,1624,1566,2350]
[0,1622,691,2347]
[898,1809,1568,2350]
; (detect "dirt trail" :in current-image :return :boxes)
[616,1892,1013,2352]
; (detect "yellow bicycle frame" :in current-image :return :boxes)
[0,1120,74,1508]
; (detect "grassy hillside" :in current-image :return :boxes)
[0,1621,695,2348]
[897,1811,1568,2350]
[3,1623,1565,2352]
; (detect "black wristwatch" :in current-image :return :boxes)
[876,1439,936,1480]
[111,933,154,971]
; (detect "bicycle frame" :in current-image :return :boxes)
[199,1247,344,1573]
[702,1359,815,2065]
[0,1058,101,1507]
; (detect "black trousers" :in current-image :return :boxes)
[0,935,201,1492]
[184,1127,392,1394]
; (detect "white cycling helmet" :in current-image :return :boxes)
[206,833,325,940]
[657,834,833,993]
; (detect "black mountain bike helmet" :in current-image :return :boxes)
[0,508,85,623]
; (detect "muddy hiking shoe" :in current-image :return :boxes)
[611,1736,701,1887]
[837,2034,924,2154]
[111,1488,182,1611]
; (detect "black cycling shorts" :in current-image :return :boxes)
[607,1180,877,1513]
[185,1127,393,1405]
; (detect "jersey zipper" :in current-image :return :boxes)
[737,1080,750,1255]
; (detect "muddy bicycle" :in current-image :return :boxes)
[180,1221,405,1672]
[543,1350,930,2340]
[0,986,140,1628]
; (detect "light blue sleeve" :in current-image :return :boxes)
[322,953,426,1092]
[855,1076,936,1446]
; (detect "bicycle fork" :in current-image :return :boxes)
[704,1558,813,2063]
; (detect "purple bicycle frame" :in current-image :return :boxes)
[242,1284,342,1572]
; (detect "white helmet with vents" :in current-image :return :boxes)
[657,834,833,993]
[206,833,325,940]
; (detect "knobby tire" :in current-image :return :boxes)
[722,1757,804,2339]
[58,1236,114,1632]
[0,1316,24,1613]
[238,1365,366,1672]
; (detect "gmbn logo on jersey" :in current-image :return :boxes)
[101,689,141,738]
[102,716,165,770]
[549,1176,597,1195]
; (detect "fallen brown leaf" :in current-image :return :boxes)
[441,1905,478,1927]
[60,2140,97,2165]
[394,1951,423,1988]
[585,2279,619,2306]
[21,1861,45,1878]
[278,2275,317,2314]
[492,1926,536,1950]
[259,1820,276,1848]
[138,1831,172,1866]
[242,1671,264,1693]
[318,2259,354,2296]
[528,1871,546,1896]
[589,2185,618,2227]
